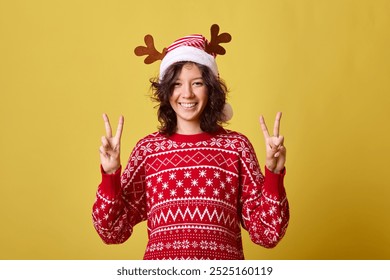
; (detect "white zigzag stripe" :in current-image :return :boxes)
[151,206,238,228]
[150,196,236,212]
[145,148,239,173]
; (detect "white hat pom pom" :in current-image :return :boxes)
[222,103,233,122]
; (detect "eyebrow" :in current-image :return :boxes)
[175,77,203,81]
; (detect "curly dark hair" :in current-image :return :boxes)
[150,61,228,136]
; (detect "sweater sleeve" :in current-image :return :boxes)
[92,143,148,244]
[239,137,289,248]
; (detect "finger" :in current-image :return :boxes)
[114,115,124,141]
[278,145,286,154]
[273,135,284,147]
[101,136,110,149]
[102,113,112,138]
[273,112,282,137]
[99,146,108,157]
[259,115,270,139]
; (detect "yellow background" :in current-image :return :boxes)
[1,0,389,259]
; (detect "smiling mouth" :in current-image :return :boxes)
[179,102,197,109]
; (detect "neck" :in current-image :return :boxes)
[175,122,203,135]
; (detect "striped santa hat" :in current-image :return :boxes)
[159,34,218,80]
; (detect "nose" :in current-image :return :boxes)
[181,83,194,98]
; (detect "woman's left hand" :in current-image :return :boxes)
[259,112,286,174]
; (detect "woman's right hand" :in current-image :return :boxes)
[99,113,124,174]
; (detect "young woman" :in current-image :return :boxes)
[92,27,289,260]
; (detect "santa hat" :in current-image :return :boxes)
[159,35,218,79]
[134,24,233,121]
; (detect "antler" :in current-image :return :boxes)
[205,24,232,56]
[134,35,167,64]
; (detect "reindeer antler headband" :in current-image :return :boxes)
[134,24,232,79]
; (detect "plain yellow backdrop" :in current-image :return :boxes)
[0,0,389,259]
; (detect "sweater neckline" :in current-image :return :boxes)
[167,127,224,143]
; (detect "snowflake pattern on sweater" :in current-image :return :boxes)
[92,128,289,260]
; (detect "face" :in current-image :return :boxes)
[169,63,208,134]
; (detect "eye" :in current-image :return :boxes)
[193,81,204,87]
[174,82,182,87]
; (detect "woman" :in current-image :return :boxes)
[93,26,289,260]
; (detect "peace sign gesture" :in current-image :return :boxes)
[99,113,124,174]
[259,112,286,174]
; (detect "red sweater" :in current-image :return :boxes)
[92,128,289,259]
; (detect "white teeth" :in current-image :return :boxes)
[180,103,196,108]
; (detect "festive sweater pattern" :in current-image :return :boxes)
[92,128,289,260]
